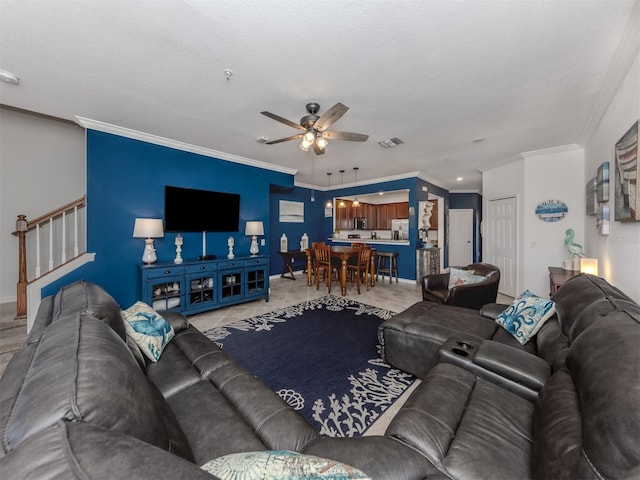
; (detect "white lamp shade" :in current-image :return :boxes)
[245,221,264,236]
[580,257,598,275]
[133,218,164,238]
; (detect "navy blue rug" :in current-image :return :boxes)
[204,295,416,437]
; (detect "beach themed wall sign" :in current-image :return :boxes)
[614,120,639,222]
[535,200,568,222]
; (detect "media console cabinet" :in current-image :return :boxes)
[137,255,269,315]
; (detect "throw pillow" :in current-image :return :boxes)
[495,290,556,345]
[200,450,370,480]
[448,267,486,289]
[122,301,175,362]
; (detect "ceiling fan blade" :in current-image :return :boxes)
[313,103,349,132]
[313,142,325,155]
[322,130,369,142]
[265,133,303,145]
[261,111,305,131]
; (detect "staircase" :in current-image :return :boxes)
[10,195,94,332]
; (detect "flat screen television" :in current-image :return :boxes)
[164,185,240,232]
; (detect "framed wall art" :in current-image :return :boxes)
[614,120,639,222]
[597,204,610,235]
[535,200,568,222]
[279,200,304,223]
[596,161,610,203]
[586,177,597,215]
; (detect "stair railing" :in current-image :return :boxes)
[13,195,87,318]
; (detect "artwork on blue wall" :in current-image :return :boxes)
[279,200,304,222]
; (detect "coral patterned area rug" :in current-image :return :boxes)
[204,295,416,438]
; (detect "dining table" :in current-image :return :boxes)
[305,245,376,296]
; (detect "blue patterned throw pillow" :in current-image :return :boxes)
[200,450,370,480]
[122,301,175,362]
[495,290,556,345]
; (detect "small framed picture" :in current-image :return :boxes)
[596,162,610,203]
[586,177,597,215]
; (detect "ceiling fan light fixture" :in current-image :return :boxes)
[316,136,328,150]
[299,140,311,152]
[303,131,315,143]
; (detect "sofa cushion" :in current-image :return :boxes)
[122,301,175,362]
[495,290,556,345]
[0,421,212,480]
[200,450,370,479]
[379,301,535,378]
[0,312,193,461]
[533,307,640,479]
[52,280,126,341]
[387,362,534,479]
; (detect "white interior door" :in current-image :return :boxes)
[449,209,473,267]
[487,197,517,297]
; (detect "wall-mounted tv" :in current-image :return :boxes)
[164,186,240,232]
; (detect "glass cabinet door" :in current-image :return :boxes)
[149,276,183,311]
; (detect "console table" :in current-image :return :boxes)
[138,256,269,315]
[548,266,578,297]
[278,250,308,280]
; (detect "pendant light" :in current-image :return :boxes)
[338,170,346,208]
[352,167,360,207]
[325,172,333,209]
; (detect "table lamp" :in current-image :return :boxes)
[580,257,598,276]
[245,221,264,256]
[133,218,164,264]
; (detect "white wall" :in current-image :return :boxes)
[0,108,86,303]
[483,146,585,298]
[522,146,585,297]
[584,51,640,302]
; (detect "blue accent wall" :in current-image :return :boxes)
[268,185,325,276]
[449,193,483,263]
[43,130,293,306]
[43,130,454,300]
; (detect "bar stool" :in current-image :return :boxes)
[376,251,398,283]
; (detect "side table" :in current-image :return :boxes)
[548,266,579,297]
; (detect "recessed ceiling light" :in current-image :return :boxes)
[456,177,463,181]
[0,69,20,85]
[256,136,268,143]
[472,137,485,143]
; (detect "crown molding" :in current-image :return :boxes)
[75,116,298,176]
[295,171,424,191]
[580,0,640,145]
[521,143,582,159]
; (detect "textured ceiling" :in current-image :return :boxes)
[1,0,638,192]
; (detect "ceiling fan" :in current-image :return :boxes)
[261,102,369,155]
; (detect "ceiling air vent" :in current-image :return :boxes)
[378,137,404,148]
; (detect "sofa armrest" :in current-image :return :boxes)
[479,303,510,320]
[161,311,190,332]
[439,338,551,401]
[422,273,449,300]
[474,340,551,391]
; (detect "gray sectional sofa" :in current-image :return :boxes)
[1,275,638,479]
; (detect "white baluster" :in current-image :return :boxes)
[61,211,67,263]
[35,223,41,277]
[48,218,53,271]
[73,205,79,257]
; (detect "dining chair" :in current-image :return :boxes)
[314,245,339,293]
[347,247,371,294]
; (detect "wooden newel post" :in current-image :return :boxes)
[14,214,28,319]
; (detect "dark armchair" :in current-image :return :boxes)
[422,263,501,310]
